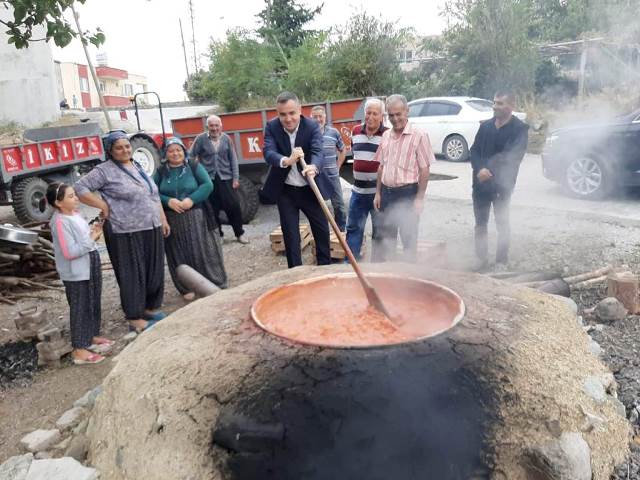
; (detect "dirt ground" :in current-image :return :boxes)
[2,195,640,477]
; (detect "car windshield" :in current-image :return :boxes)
[466,99,494,112]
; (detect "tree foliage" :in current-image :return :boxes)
[324,13,409,98]
[186,29,281,112]
[187,4,408,110]
[187,0,640,110]
[435,0,538,98]
[1,0,104,49]
[257,0,322,56]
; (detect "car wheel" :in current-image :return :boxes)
[443,135,468,162]
[563,156,611,199]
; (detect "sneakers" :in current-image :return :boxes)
[237,235,250,244]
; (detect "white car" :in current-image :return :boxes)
[407,96,527,162]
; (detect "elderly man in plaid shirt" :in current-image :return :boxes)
[373,94,434,261]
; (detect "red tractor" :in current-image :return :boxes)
[0,92,166,224]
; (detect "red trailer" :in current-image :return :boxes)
[170,98,369,222]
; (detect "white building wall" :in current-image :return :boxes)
[0,8,59,126]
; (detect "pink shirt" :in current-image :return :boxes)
[374,123,435,188]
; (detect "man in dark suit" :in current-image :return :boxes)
[262,91,331,268]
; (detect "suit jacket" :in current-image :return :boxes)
[261,115,330,203]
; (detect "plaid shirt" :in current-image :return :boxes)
[375,123,434,188]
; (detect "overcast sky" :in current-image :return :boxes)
[53,0,447,102]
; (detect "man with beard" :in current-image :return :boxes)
[470,91,529,271]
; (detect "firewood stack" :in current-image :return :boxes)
[0,222,61,305]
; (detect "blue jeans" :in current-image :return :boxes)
[325,166,346,231]
[345,191,383,261]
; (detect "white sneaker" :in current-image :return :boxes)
[237,235,250,244]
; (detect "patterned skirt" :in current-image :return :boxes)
[165,207,228,294]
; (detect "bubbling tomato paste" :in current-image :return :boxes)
[252,274,464,348]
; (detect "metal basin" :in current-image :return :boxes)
[251,273,465,348]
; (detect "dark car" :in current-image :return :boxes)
[542,109,640,199]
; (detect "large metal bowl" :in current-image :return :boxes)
[0,224,39,245]
[251,272,465,348]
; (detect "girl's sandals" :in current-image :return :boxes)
[88,338,115,355]
[72,352,105,365]
[88,343,113,355]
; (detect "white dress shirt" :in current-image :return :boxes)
[279,125,307,187]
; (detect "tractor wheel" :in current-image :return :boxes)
[12,177,52,224]
[219,176,260,225]
[237,176,260,223]
[130,136,161,176]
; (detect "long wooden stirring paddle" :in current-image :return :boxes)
[298,156,395,324]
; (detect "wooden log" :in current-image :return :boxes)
[508,271,562,284]
[572,275,608,288]
[37,237,54,250]
[0,276,22,287]
[564,266,612,285]
[18,280,63,291]
[607,271,639,314]
[0,251,20,262]
[20,220,48,228]
[5,293,55,301]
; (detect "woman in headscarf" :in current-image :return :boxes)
[75,131,170,333]
[153,137,228,300]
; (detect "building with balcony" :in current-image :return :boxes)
[55,61,148,109]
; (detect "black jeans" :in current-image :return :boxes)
[278,184,331,268]
[210,175,245,238]
[473,189,511,263]
[378,183,419,262]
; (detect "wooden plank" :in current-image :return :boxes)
[270,224,311,254]
[311,231,355,260]
[607,271,639,314]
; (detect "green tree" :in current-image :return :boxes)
[435,0,539,97]
[529,0,640,42]
[186,30,281,111]
[1,0,104,48]
[325,13,409,97]
[283,32,331,101]
[257,0,322,58]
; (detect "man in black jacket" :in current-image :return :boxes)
[262,91,331,268]
[470,91,529,270]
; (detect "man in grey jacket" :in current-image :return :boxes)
[190,115,248,244]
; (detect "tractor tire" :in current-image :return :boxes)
[130,136,161,176]
[12,177,52,224]
[219,176,260,225]
[237,176,260,223]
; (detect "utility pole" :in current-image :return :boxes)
[70,3,113,131]
[189,0,199,72]
[179,19,191,79]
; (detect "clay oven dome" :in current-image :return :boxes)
[86,264,629,480]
